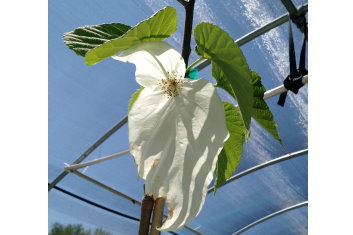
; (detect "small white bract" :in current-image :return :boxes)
[112,41,229,231]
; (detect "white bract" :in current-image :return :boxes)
[113,41,229,231]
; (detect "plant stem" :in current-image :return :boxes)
[178,0,196,67]
[186,56,205,72]
[138,195,154,235]
[149,197,166,235]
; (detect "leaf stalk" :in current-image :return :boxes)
[186,57,205,73]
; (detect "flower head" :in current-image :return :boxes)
[159,70,185,97]
[113,41,229,231]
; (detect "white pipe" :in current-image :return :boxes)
[233,201,308,234]
[263,75,308,100]
[71,170,141,204]
[65,149,130,171]
[208,148,308,194]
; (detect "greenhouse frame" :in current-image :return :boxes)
[49,0,309,234]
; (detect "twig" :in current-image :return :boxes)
[139,195,155,235]
[149,197,166,235]
[178,0,196,66]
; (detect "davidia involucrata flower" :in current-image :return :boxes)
[113,41,229,231]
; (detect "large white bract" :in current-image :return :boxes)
[113,41,229,231]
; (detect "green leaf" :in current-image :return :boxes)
[128,87,144,112]
[85,6,177,65]
[214,102,246,193]
[251,71,282,142]
[63,23,131,57]
[194,22,253,130]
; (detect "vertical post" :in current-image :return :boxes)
[139,195,154,235]
[150,197,166,235]
[178,0,196,67]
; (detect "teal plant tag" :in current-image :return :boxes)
[186,68,198,80]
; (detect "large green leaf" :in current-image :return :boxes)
[128,87,144,112]
[63,23,131,57]
[214,102,246,193]
[251,71,282,142]
[85,6,177,65]
[194,22,253,130]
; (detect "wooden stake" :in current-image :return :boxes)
[138,195,155,235]
[149,197,166,235]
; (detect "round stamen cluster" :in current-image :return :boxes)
[160,71,185,98]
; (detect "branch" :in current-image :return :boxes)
[138,195,154,235]
[149,197,166,235]
[178,0,196,67]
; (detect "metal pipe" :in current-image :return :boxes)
[208,148,308,194]
[48,116,128,191]
[281,0,308,36]
[65,149,130,171]
[232,201,308,234]
[194,4,308,71]
[70,170,141,205]
[280,0,298,16]
[51,184,141,222]
[263,75,308,100]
